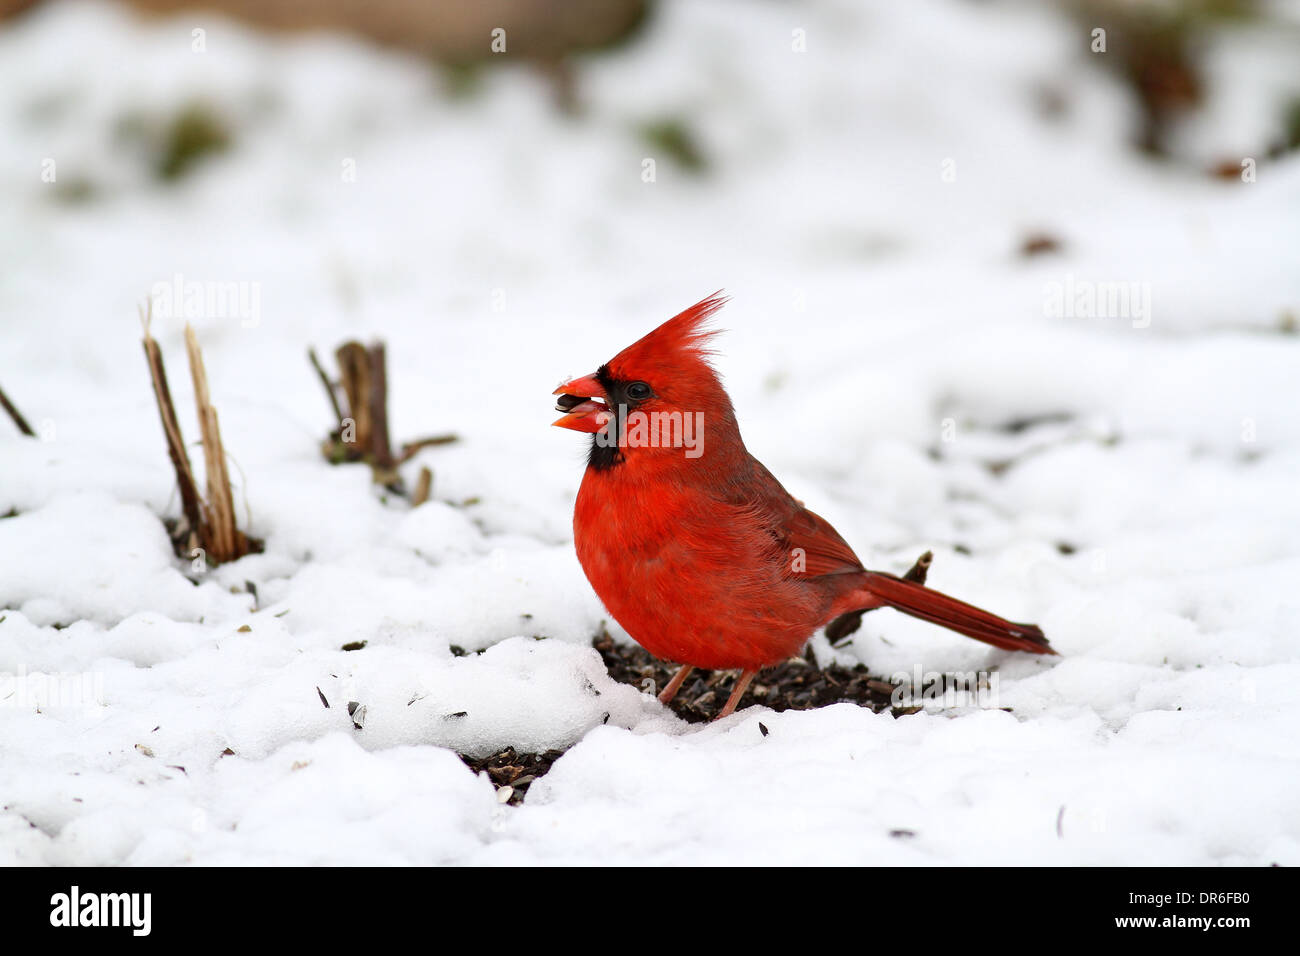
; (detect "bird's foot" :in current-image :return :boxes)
[658,663,695,705]
[714,669,758,720]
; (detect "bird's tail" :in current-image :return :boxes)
[857,571,1055,655]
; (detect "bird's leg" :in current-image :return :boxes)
[715,669,758,719]
[658,664,695,704]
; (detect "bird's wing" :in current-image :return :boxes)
[711,454,866,578]
[778,505,866,577]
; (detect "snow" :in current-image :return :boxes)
[2,0,1299,865]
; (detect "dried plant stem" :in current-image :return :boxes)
[185,325,246,561]
[142,308,253,565]
[308,347,344,428]
[368,342,394,469]
[312,339,458,489]
[335,342,373,455]
[0,382,35,437]
[411,466,433,507]
[398,434,459,464]
[141,307,204,543]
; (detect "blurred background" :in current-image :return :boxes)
[1,0,1298,535]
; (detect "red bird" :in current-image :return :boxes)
[553,293,1055,719]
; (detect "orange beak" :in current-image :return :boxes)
[552,374,612,433]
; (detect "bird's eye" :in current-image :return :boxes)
[626,381,652,401]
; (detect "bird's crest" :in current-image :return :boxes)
[605,291,728,385]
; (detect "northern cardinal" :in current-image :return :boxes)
[554,293,1054,718]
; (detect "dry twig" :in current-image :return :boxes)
[311,340,457,492]
[0,382,35,437]
[411,466,433,507]
[141,308,257,564]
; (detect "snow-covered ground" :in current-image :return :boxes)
[2,0,1299,865]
